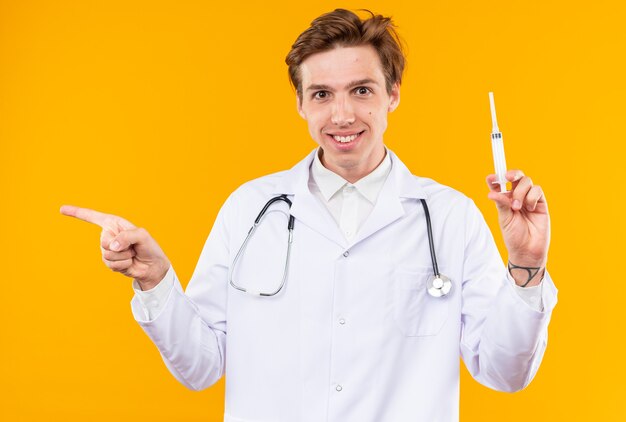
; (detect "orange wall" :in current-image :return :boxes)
[1,1,624,420]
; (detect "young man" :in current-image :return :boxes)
[62,9,557,422]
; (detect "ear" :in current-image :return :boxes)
[388,83,400,112]
[296,94,306,119]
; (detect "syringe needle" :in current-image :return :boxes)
[489,92,499,132]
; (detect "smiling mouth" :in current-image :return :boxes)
[330,131,364,143]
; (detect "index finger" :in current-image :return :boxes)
[60,205,109,227]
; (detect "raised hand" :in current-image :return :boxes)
[60,205,170,290]
[486,170,550,287]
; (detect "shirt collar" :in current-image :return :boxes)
[311,148,392,204]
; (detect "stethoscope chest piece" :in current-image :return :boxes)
[427,274,452,298]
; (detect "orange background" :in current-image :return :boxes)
[1,1,624,420]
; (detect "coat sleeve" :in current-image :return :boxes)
[459,199,558,392]
[129,194,235,391]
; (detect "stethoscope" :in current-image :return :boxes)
[228,195,452,298]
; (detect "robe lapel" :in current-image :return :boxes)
[351,150,428,246]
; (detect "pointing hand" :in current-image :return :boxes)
[60,205,170,290]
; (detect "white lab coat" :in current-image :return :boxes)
[131,149,557,422]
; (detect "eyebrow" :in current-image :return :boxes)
[305,79,379,92]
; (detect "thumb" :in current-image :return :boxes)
[110,227,150,252]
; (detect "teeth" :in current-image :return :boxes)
[332,134,358,143]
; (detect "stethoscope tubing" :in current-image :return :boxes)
[420,198,440,278]
[229,195,294,296]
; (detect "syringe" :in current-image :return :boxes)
[489,92,508,193]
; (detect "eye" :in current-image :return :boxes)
[354,86,372,96]
[313,91,329,100]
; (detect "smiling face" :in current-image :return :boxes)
[297,45,400,183]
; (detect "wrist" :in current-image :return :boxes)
[507,252,546,268]
[137,261,170,291]
[508,260,545,287]
[137,279,160,291]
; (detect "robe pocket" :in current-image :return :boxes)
[393,268,450,337]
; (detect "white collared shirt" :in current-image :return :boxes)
[309,148,391,242]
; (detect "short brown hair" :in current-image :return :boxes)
[285,9,405,100]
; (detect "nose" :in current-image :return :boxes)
[331,97,355,126]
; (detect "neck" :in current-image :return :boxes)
[319,147,386,184]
